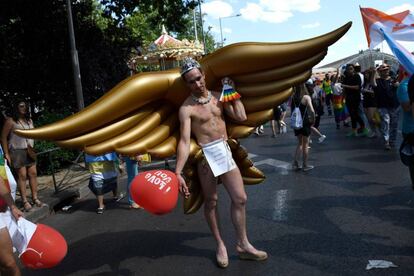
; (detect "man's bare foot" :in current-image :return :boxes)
[236,244,268,261]
[216,244,228,268]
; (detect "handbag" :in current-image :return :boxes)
[26,144,37,161]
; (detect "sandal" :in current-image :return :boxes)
[23,201,32,212]
[129,202,143,209]
[32,198,44,207]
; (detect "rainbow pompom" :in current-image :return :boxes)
[220,84,241,102]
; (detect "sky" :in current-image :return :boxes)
[199,0,414,67]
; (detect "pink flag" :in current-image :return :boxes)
[360,7,414,49]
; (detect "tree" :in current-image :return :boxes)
[0,0,199,115]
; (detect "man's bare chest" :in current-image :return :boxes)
[191,102,223,124]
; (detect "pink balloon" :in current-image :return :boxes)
[130,170,178,215]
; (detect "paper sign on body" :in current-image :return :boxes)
[201,138,236,177]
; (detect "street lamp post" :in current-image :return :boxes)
[197,0,206,54]
[66,0,84,111]
[219,14,241,47]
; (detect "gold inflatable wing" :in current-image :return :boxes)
[15,22,351,158]
[15,22,351,214]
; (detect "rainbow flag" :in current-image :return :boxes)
[220,84,241,102]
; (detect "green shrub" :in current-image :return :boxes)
[34,109,81,176]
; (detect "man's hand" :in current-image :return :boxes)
[221,77,235,88]
[10,205,23,221]
[177,174,190,198]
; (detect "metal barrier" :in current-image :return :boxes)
[36,148,87,193]
[36,149,175,193]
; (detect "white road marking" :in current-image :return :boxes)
[272,189,289,221]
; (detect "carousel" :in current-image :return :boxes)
[128,25,204,72]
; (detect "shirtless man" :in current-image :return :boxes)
[175,58,267,268]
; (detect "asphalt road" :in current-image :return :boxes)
[21,116,414,276]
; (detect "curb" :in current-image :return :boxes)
[24,159,175,223]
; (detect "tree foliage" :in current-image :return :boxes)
[0,0,199,116]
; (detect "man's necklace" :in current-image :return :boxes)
[191,91,212,105]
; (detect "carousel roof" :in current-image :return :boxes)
[153,25,181,46]
[129,25,204,68]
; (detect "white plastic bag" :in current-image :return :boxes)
[290,106,303,129]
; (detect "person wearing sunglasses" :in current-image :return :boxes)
[1,101,42,211]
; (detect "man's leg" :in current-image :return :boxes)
[326,94,332,115]
[0,227,21,276]
[220,168,267,260]
[378,108,391,148]
[197,161,227,265]
[125,158,138,205]
[271,120,277,137]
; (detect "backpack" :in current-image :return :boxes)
[290,103,304,130]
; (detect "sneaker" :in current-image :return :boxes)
[113,192,125,202]
[357,128,369,137]
[318,135,326,143]
[96,207,105,214]
[302,165,314,172]
[259,126,264,134]
[346,131,357,137]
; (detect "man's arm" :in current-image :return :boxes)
[221,78,247,122]
[223,100,247,122]
[175,106,191,198]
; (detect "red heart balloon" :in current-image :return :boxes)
[20,224,67,269]
[130,170,178,215]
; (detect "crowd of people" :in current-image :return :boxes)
[313,62,400,149]
[251,61,412,176]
